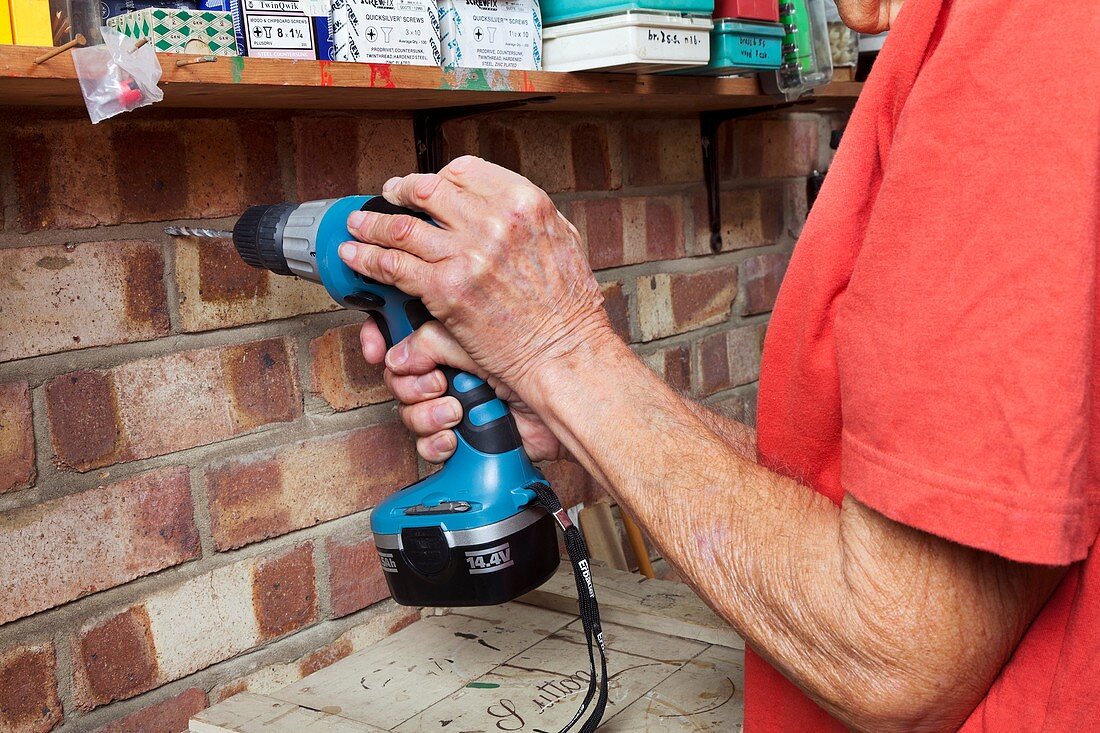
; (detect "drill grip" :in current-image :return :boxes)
[365,300,524,456]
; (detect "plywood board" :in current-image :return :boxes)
[521,565,744,650]
[189,692,386,733]
[269,605,573,730]
[195,566,745,732]
[601,645,745,731]
[395,620,700,732]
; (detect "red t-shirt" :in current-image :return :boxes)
[751,0,1100,729]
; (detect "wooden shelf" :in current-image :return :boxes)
[0,45,861,112]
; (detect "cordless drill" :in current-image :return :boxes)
[204,196,561,607]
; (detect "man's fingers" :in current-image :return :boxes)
[378,173,468,229]
[398,396,462,436]
[417,432,457,463]
[385,321,480,377]
[345,207,450,262]
[338,241,430,297]
[359,318,387,364]
[384,370,447,404]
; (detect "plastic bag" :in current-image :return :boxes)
[71,26,164,124]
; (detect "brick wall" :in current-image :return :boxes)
[0,105,839,731]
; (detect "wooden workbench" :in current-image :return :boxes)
[191,566,745,732]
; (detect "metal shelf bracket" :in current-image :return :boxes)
[413,96,555,174]
[700,102,807,253]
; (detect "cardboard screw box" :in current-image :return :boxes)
[108,7,239,55]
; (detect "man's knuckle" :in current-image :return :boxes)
[380,251,404,280]
[390,215,418,243]
[414,174,441,200]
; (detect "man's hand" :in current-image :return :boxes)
[339,156,616,399]
[359,318,565,463]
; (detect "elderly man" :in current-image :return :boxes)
[336,0,1100,729]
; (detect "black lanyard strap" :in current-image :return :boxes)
[530,482,609,733]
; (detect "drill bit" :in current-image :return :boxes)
[164,226,233,239]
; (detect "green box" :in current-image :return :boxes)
[108,8,239,56]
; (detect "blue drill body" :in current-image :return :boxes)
[313,196,546,534]
[226,195,559,607]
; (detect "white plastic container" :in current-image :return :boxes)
[542,11,712,73]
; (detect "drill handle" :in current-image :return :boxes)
[368,298,525,457]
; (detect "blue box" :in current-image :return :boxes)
[689,19,782,74]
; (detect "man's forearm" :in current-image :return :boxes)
[681,396,756,461]
[524,330,1062,733]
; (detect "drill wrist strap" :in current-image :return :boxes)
[531,483,609,733]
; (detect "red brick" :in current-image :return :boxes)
[571,123,614,191]
[111,123,188,221]
[180,119,283,218]
[358,117,418,193]
[0,241,169,361]
[0,643,62,733]
[294,117,360,200]
[206,422,416,550]
[115,119,286,222]
[697,332,731,396]
[690,187,785,255]
[640,344,691,393]
[623,117,701,186]
[310,323,390,411]
[224,340,302,432]
[575,198,624,269]
[74,607,159,709]
[0,467,198,626]
[11,118,116,230]
[541,459,605,509]
[0,382,35,493]
[451,115,620,194]
[726,324,766,386]
[636,268,737,341]
[46,339,301,472]
[726,118,820,179]
[708,389,758,428]
[298,639,353,677]
[478,121,523,174]
[96,688,207,733]
[252,544,318,641]
[573,196,684,270]
[174,238,338,332]
[327,536,391,617]
[671,269,738,330]
[9,116,282,229]
[239,119,285,204]
[600,282,631,342]
[742,252,790,315]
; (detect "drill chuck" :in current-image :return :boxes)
[232,203,297,276]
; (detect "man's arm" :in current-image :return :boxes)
[338,158,1067,733]
[681,396,756,460]
[525,331,1063,733]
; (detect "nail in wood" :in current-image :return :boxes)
[33,34,86,65]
